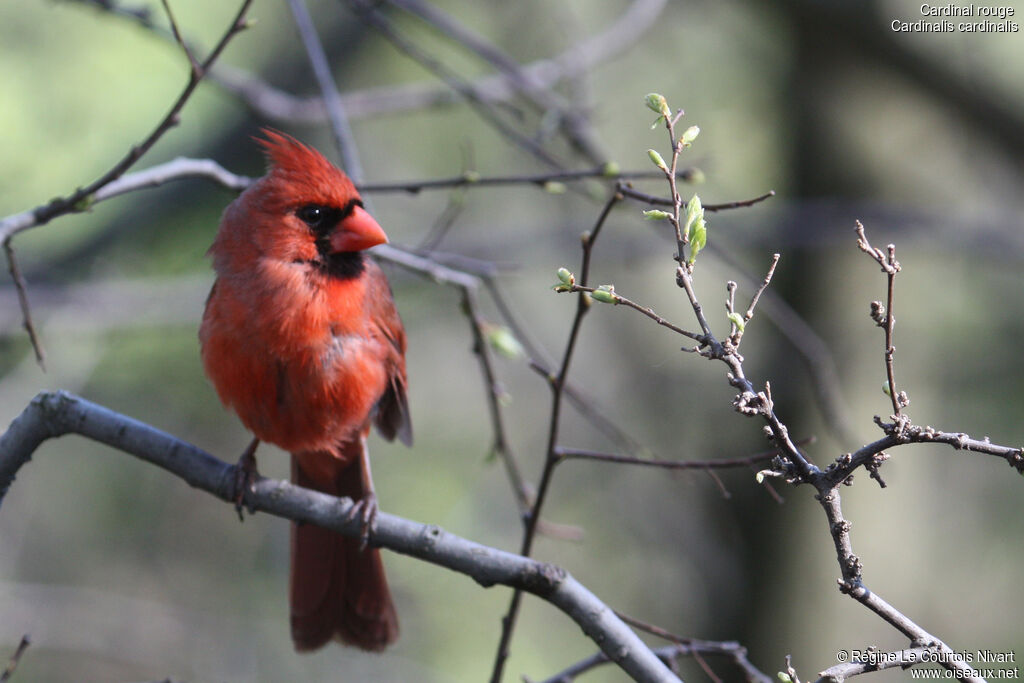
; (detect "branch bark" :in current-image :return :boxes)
[0,391,680,683]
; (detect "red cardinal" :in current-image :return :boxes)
[199,130,411,652]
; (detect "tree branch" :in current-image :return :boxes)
[3,0,251,242]
[814,646,934,683]
[0,636,30,683]
[74,0,667,126]
[287,0,366,183]
[2,243,45,369]
[0,391,679,683]
[379,0,608,164]
[343,0,566,168]
[555,439,813,473]
[490,190,623,683]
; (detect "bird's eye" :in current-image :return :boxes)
[297,205,325,227]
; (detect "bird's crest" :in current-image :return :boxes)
[254,129,358,204]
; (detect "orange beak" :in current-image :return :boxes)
[329,206,389,253]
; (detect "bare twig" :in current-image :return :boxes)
[3,242,45,369]
[0,163,698,245]
[536,642,771,683]
[75,0,667,126]
[160,0,201,77]
[0,635,30,683]
[855,221,903,416]
[560,283,704,342]
[380,0,608,164]
[826,419,1024,487]
[374,246,584,539]
[460,287,530,516]
[360,166,697,194]
[725,253,781,348]
[485,279,652,459]
[555,438,814,472]
[0,392,679,683]
[745,253,781,322]
[287,0,365,183]
[619,186,776,212]
[709,243,859,447]
[0,0,250,359]
[614,611,773,683]
[6,0,251,241]
[490,190,623,683]
[344,0,565,168]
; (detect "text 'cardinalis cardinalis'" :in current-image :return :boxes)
[200,130,411,652]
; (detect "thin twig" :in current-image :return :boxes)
[745,253,780,322]
[615,611,772,683]
[619,185,776,212]
[485,278,652,458]
[10,0,252,240]
[381,0,607,163]
[709,243,859,447]
[375,246,581,539]
[74,0,668,126]
[555,438,814,471]
[460,287,530,517]
[160,0,201,77]
[855,221,902,415]
[0,635,30,683]
[345,0,565,168]
[360,166,697,194]
[562,283,704,342]
[0,0,250,359]
[536,641,771,683]
[287,0,366,184]
[3,242,45,369]
[490,190,623,683]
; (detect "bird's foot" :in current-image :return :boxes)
[231,438,260,521]
[345,493,379,551]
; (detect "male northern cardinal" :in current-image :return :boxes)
[199,130,411,652]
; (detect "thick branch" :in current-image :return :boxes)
[0,391,679,683]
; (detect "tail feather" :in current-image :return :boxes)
[290,447,399,652]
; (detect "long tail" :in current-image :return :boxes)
[289,443,399,652]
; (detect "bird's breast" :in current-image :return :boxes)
[201,265,388,457]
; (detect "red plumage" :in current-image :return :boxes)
[200,130,410,652]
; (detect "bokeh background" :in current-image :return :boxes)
[2,1,1023,681]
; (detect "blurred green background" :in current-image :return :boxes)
[2,1,1023,681]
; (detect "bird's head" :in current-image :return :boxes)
[217,129,387,275]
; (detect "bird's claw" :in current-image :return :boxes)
[345,493,379,551]
[231,441,260,521]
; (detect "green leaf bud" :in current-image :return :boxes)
[590,285,616,304]
[680,125,700,146]
[647,149,668,171]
